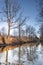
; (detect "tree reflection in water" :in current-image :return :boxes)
[28,43,38,64]
[40,43,43,57]
[20,43,39,64]
[22,43,39,65]
[0,43,43,65]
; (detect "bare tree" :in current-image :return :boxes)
[27,25,36,41]
[39,23,43,41]
[25,25,36,41]
[5,0,20,36]
[21,29,25,37]
[37,0,43,41]
[26,24,29,37]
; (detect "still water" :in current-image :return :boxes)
[0,43,43,65]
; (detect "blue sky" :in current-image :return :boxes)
[0,0,40,36]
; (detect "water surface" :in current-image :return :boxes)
[0,43,43,65]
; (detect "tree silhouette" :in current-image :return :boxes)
[5,0,20,36]
[39,23,43,41]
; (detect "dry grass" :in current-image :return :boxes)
[0,36,30,44]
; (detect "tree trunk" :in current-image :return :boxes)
[8,19,10,36]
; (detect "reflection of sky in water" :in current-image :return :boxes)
[0,44,43,65]
[0,51,6,63]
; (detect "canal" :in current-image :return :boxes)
[0,43,43,65]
